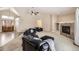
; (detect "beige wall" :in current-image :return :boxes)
[17,13,52,32]
[17,14,36,32]
[51,15,58,32]
[17,14,51,32]
[42,14,51,32]
[0,8,75,33]
[35,13,75,32]
[15,12,75,32]
[0,13,75,32]
[0,14,36,32]
[55,13,75,34]
[40,13,75,32]
[0,20,2,32]
[58,13,75,23]
[34,14,51,32]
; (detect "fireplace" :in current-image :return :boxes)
[62,26,70,34]
[60,23,74,39]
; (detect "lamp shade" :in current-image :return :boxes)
[36,20,42,27]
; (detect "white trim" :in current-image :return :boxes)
[0,7,20,16]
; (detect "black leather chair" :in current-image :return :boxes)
[22,28,41,51]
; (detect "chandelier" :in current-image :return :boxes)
[30,7,39,15]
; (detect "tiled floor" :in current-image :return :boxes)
[37,32,79,51]
[0,32,22,51]
[0,32,21,46]
[0,32,79,51]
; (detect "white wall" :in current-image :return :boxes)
[74,8,79,45]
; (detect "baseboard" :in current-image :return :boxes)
[73,42,79,47]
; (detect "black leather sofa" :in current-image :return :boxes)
[22,28,54,51]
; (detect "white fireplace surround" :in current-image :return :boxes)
[60,23,74,39]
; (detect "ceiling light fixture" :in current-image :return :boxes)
[30,7,39,15]
[1,15,14,20]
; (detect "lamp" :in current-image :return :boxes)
[35,19,43,32]
[36,19,42,28]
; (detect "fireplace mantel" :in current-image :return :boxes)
[56,21,74,24]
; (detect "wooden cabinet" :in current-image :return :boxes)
[2,20,14,32]
[2,26,14,32]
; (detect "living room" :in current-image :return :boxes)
[0,7,79,51]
